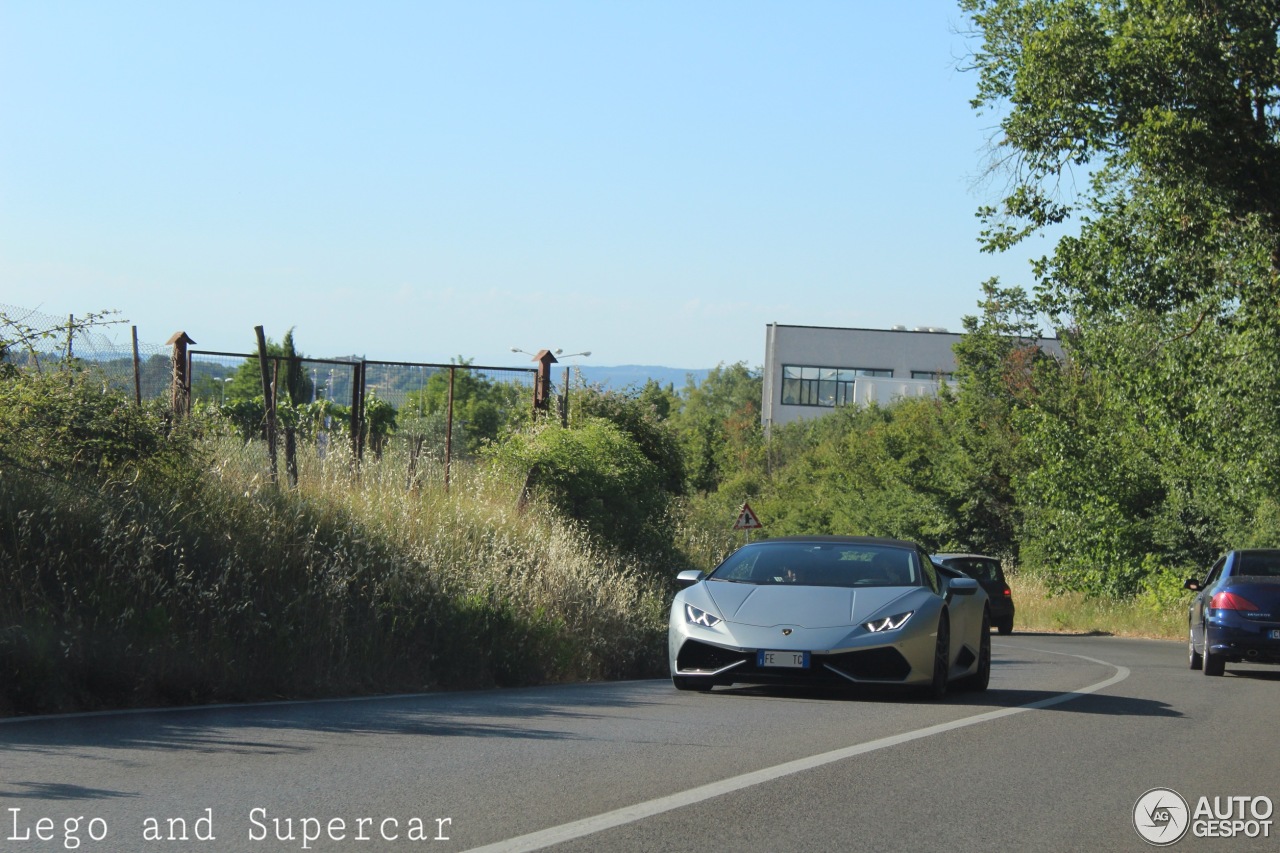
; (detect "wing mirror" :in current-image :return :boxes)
[947,576,979,595]
[1183,578,1203,592]
[675,569,704,589]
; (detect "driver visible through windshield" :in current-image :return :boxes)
[708,542,921,588]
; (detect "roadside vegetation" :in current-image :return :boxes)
[7,0,1280,713]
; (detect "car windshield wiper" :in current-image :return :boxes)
[707,577,756,584]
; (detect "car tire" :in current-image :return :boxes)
[672,675,713,692]
[1202,649,1225,677]
[996,616,1013,635]
[925,612,950,700]
[959,610,991,692]
[1188,628,1203,671]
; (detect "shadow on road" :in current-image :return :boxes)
[0,781,140,801]
[0,682,670,768]
[710,683,1180,718]
[1221,667,1280,681]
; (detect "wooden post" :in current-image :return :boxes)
[531,349,558,417]
[255,325,278,484]
[165,331,196,417]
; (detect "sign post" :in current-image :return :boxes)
[732,501,763,544]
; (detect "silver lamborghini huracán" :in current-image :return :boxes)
[669,536,991,699]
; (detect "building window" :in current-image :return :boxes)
[781,365,892,408]
[910,370,955,382]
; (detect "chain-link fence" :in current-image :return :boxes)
[2,305,542,490]
[0,304,171,402]
[188,350,539,489]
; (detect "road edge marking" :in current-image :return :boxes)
[460,651,1130,853]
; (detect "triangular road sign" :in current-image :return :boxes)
[733,501,763,530]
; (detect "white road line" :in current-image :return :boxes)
[461,651,1130,853]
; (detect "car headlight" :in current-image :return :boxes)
[864,611,914,633]
[685,604,723,628]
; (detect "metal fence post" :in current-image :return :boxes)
[350,360,366,461]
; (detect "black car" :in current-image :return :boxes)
[1185,549,1280,676]
[931,553,1015,634]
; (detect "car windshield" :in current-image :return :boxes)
[708,542,921,588]
[943,558,1002,583]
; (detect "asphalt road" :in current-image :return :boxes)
[2,634,1277,852]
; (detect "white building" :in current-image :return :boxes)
[761,322,1060,431]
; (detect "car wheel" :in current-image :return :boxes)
[672,675,713,692]
[925,612,950,700]
[996,616,1013,635]
[959,610,991,692]
[1188,627,1203,671]
[1202,649,1225,677]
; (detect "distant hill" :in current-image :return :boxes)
[573,364,711,391]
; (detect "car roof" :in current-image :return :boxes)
[931,553,999,561]
[758,535,922,549]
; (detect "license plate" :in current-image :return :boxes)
[757,650,810,669]
[1269,630,1280,640]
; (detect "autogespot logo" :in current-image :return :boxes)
[1134,788,1190,846]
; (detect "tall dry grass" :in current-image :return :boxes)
[1007,570,1188,640]
[0,431,673,716]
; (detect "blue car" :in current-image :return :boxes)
[1185,549,1280,676]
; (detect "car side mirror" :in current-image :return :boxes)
[1183,578,1203,592]
[947,576,978,595]
[675,569,704,589]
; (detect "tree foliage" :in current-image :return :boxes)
[403,358,525,455]
[669,362,763,495]
[965,0,1280,276]
[486,418,675,558]
[957,0,1280,591]
[572,384,685,495]
[224,330,314,405]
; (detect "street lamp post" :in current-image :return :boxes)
[556,351,591,426]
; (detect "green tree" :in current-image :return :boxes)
[964,0,1280,303]
[945,280,1061,559]
[573,385,685,495]
[637,379,678,420]
[403,358,525,455]
[670,363,764,495]
[224,331,313,405]
[963,0,1280,592]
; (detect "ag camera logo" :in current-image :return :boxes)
[1133,788,1189,846]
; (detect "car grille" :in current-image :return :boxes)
[676,641,912,683]
[822,648,912,682]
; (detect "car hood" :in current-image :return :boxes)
[702,581,914,629]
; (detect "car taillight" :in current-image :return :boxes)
[1002,585,1011,597]
[1210,591,1261,611]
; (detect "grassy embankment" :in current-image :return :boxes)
[0,427,681,717]
[1008,572,1187,640]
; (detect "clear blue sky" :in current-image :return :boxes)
[1,1,1052,369]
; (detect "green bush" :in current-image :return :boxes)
[486,418,675,558]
